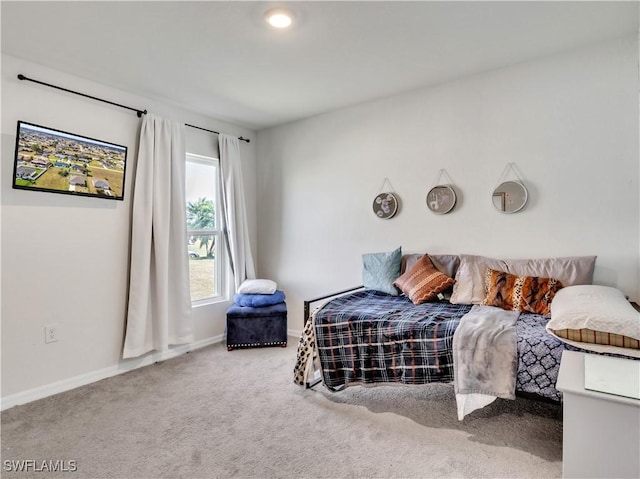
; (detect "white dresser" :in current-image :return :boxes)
[556,350,640,479]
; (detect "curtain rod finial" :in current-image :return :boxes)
[17,74,26,80]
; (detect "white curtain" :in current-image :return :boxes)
[123,114,193,359]
[218,134,256,291]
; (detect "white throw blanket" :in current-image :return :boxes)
[453,305,520,420]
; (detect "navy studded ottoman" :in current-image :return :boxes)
[226,302,287,351]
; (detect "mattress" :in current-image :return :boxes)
[311,290,565,400]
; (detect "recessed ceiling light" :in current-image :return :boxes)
[265,9,293,29]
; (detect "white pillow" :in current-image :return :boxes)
[546,285,640,358]
[237,279,277,295]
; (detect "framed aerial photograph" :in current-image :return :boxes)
[13,121,128,200]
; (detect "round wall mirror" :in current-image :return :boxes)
[492,181,528,213]
[426,185,457,215]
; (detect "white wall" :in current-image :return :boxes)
[256,36,640,332]
[1,54,257,402]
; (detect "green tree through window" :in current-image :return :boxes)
[187,197,215,257]
[186,153,223,303]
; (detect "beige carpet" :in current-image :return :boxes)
[1,340,562,478]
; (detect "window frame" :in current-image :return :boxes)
[186,153,226,306]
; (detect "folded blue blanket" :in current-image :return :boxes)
[234,290,286,308]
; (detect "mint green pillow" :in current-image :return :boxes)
[362,247,402,296]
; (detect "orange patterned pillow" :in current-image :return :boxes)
[481,268,563,315]
[394,254,455,304]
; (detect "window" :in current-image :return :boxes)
[185,153,224,304]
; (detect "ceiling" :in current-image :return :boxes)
[2,1,638,131]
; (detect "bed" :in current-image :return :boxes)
[297,289,565,401]
[293,251,628,414]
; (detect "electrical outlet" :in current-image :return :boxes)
[44,324,60,344]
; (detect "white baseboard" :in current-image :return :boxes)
[288,329,302,339]
[0,335,224,411]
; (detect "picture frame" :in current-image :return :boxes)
[426,185,456,214]
[13,121,128,200]
[372,192,398,219]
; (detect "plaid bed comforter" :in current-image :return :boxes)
[314,290,472,389]
[312,290,566,400]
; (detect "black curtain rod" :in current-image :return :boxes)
[18,73,147,118]
[185,123,250,143]
[17,73,250,144]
